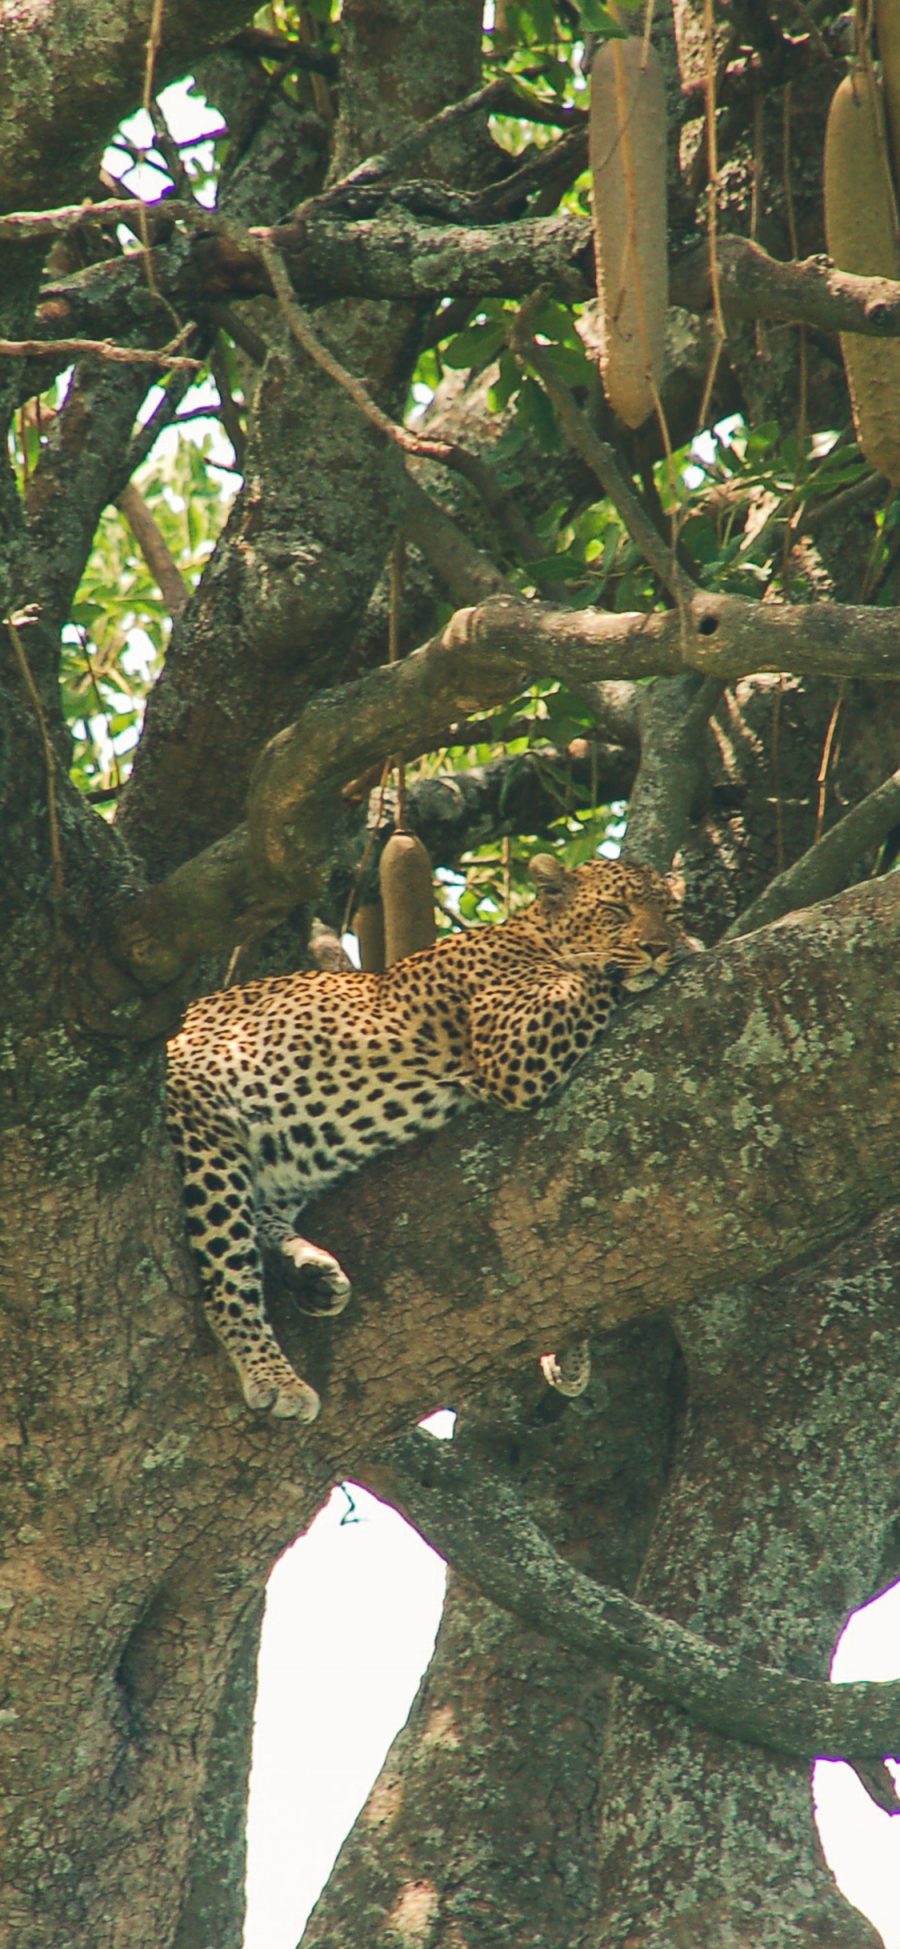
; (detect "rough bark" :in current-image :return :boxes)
[0,0,259,210]
[594,1214,900,1949]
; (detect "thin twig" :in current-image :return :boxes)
[0,334,202,370]
[813,684,844,842]
[143,0,165,111]
[389,539,408,829]
[134,0,168,309]
[698,0,728,428]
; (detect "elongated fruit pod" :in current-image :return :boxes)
[876,0,900,187]
[354,901,386,973]
[379,832,436,966]
[824,69,900,483]
[589,36,667,429]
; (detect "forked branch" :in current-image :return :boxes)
[110,591,900,991]
[368,1430,900,1775]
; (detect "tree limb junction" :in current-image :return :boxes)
[110,590,900,991]
[367,1431,900,1771]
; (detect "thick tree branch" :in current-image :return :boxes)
[24,360,161,648]
[0,333,200,370]
[245,592,900,879]
[623,674,722,870]
[401,473,511,605]
[117,483,190,620]
[30,209,591,357]
[109,590,900,992]
[671,231,900,338]
[24,212,900,345]
[367,1431,900,1769]
[285,876,899,1477]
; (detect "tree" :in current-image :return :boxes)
[2,3,899,1946]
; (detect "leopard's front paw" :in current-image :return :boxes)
[241,1363,321,1422]
[279,1238,352,1316]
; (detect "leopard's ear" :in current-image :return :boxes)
[528,854,574,903]
[665,868,686,905]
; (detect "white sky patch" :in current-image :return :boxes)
[683,412,743,489]
[814,1582,900,1948]
[103,77,222,207]
[244,1486,447,1949]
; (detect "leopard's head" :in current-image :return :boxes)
[527,853,686,989]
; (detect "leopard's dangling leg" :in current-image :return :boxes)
[203,1274,322,1421]
[167,1117,322,1419]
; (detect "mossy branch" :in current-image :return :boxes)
[367,1430,900,1773]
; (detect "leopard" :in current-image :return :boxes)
[166,852,686,1421]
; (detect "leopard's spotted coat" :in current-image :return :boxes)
[166,855,685,1419]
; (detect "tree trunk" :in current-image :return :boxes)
[596,1215,899,1948]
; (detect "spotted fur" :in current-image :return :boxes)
[166,855,685,1419]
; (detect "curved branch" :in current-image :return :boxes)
[726,765,900,940]
[109,589,900,991]
[368,1431,900,1769]
[245,590,900,884]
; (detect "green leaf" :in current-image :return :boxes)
[488,350,521,412]
[529,299,580,344]
[538,339,593,388]
[442,320,507,369]
[680,516,721,568]
[527,552,578,584]
[577,1,628,34]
